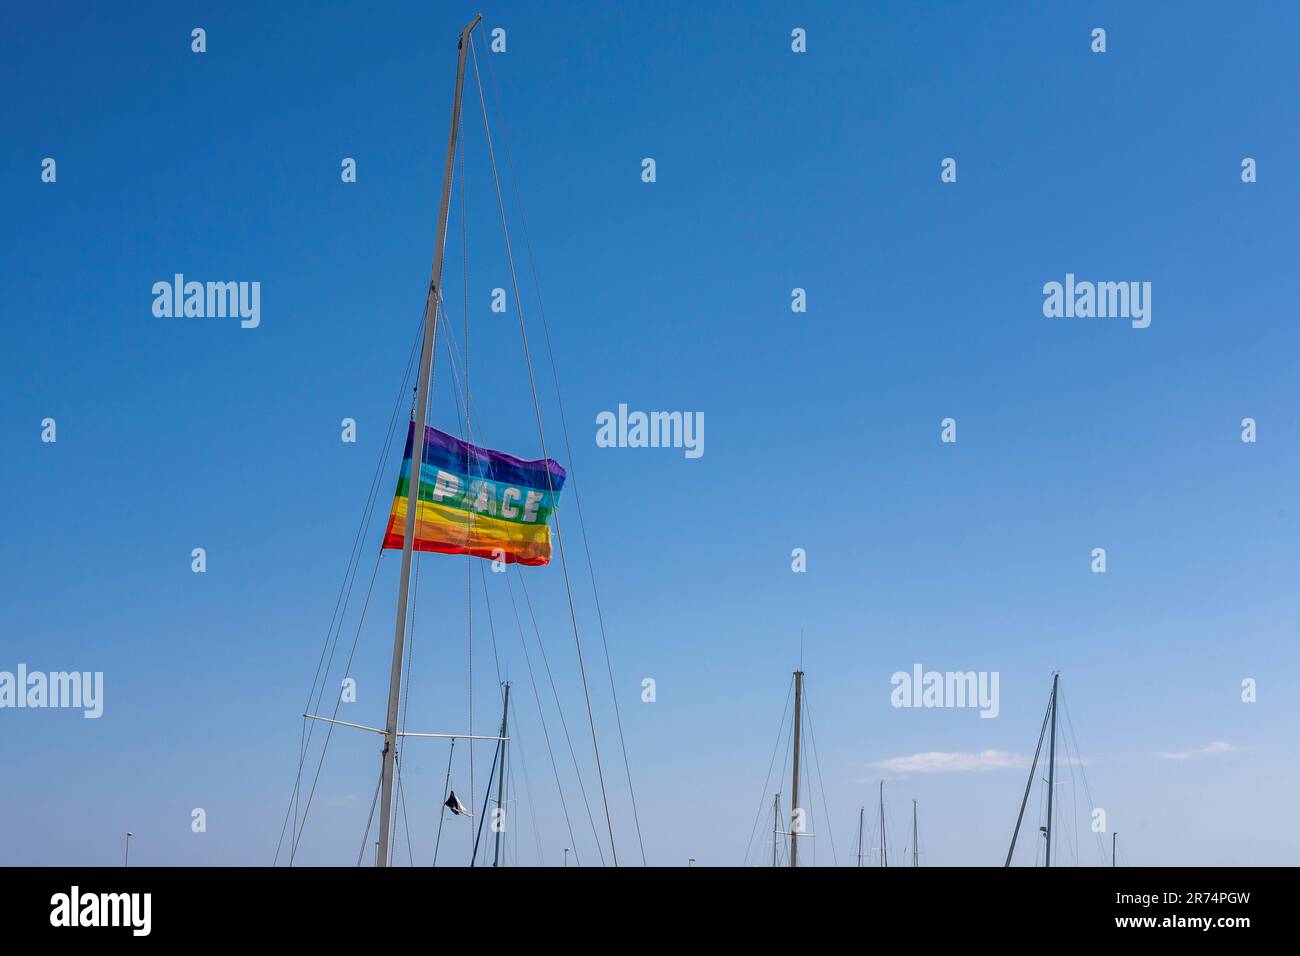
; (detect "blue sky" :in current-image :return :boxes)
[2,0,1297,866]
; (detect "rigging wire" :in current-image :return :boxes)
[1037,773,1049,866]
[481,31,647,867]
[478,561,503,679]
[440,313,568,873]
[356,768,382,866]
[1005,678,1054,867]
[1059,722,1079,866]
[274,314,423,865]
[514,570,609,862]
[288,321,427,864]
[470,732,503,865]
[469,685,513,867]
[917,804,924,866]
[901,801,923,866]
[1059,682,1109,865]
[802,722,815,866]
[432,738,456,866]
[741,674,793,865]
[468,32,618,865]
[509,695,547,865]
[428,38,628,867]
[867,788,881,866]
[394,750,415,866]
[772,794,787,867]
[289,551,387,863]
[507,743,519,866]
[437,299,591,864]
[780,685,797,860]
[802,692,840,866]
[883,787,904,867]
[390,369,438,866]
[502,569,587,864]
[431,289,493,866]
[458,101,477,865]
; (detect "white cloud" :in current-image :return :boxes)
[1158,740,1239,761]
[869,749,1030,775]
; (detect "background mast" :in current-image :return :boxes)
[789,670,803,867]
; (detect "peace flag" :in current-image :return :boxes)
[382,422,565,567]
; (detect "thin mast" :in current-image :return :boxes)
[376,13,482,868]
[772,794,780,867]
[879,781,886,867]
[492,682,511,867]
[856,806,864,867]
[789,670,804,868]
[1044,672,1059,868]
[1112,831,1117,867]
[912,800,919,867]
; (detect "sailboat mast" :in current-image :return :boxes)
[1112,831,1117,867]
[1004,674,1054,866]
[856,806,864,867]
[879,781,886,867]
[772,794,780,867]
[376,13,482,869]
[789,669,804,868]
[492,682,511,867]
[913,800,921,867]
[1044,672,1059,868]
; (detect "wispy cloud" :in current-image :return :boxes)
[869,749,1031,775]
[1158,740,1240,761]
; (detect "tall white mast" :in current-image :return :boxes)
[377,13,483,868]
[879,781,887,867]
[911,800,918,867]
[856,806,865,867]
[789,670,803,868]
[492,682,512,867]
[1044,672,1059,868]
[772,794,780,867]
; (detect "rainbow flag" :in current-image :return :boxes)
[382,422,565,567]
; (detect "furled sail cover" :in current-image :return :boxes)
[382,422,566,567]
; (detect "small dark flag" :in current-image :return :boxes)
[444,790,471,816]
